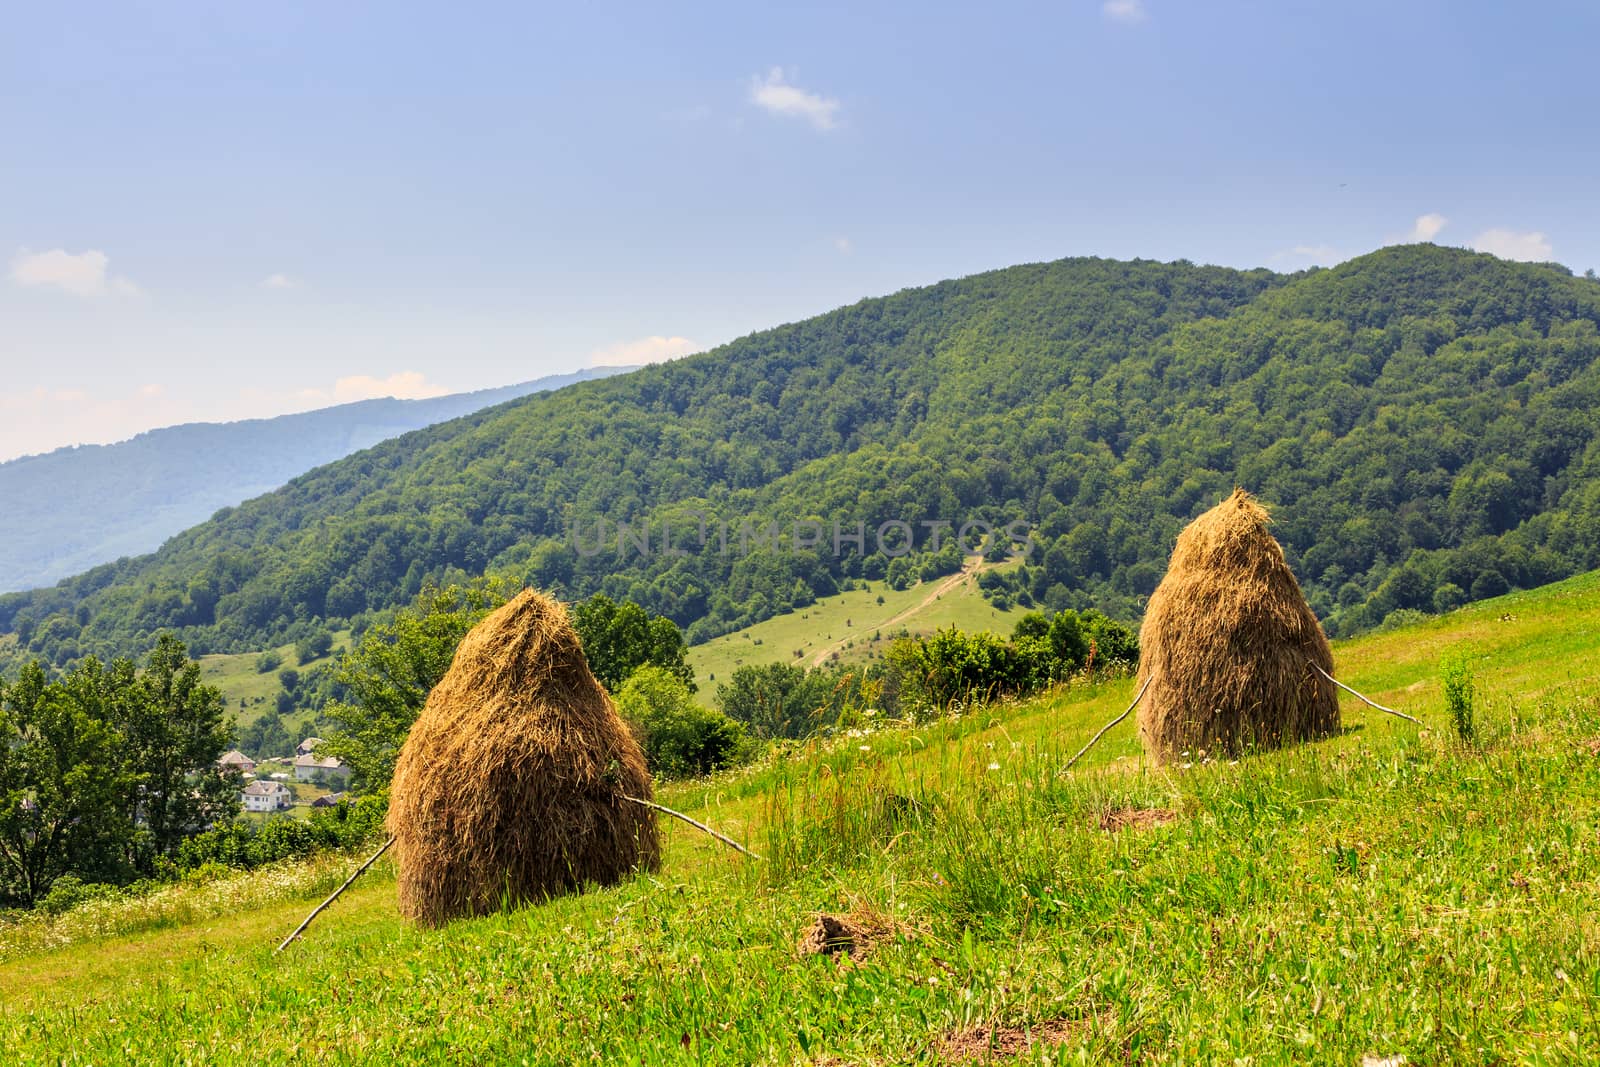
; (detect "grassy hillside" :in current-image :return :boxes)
[0,368,623,594]
[6,573,1600,1062]
[687,557,1029,685]
[7,245,1600,674]
[197,629,351,728]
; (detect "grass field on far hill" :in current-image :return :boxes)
[198,630,351,727]
[688,558,1029,686]
[5,575,1600,1062]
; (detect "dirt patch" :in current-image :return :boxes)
[934,1018,1086,1061]
[797,906,912,961]
[797,913,887,961]
[1582,737,1600,757]
[1096,806,1178,832]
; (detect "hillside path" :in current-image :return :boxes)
[808,555,992,668]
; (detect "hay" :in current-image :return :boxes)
[1137,489,1338,762]
[387,589,660,926]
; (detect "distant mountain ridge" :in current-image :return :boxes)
[0,367,625,592]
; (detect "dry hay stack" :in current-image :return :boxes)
[387,589,660,926]
[1137,489,1338,762]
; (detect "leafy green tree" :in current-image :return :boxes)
[295,631,334,665]
[114,635,239,867]
[0,663,132,904]
[239,710,293,760]
[715,662,844,739]
[614,667,747,778]
[321,581,507,794]
[572,594,695,693]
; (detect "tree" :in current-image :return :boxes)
[114,635,239,867]
[715,662,841,739]
[321,581,507,794]
[614,667,746,778]
[295,631,334,665]
[0,663,132,904]
[571,594,695,694]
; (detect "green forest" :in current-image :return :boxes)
[3,244,1599,672]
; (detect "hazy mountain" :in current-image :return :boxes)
[0,367,626,592]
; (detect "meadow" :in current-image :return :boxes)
[4,575,1600,1063]
[687,559,1029,686]
[198,630,351,731]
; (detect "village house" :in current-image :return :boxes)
[295,737,324,757]
[242,780,292,813]
[217,749,256,773]
[294,753,351,785]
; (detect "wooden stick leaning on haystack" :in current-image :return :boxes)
[275,793,758,952]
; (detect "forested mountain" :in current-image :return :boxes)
[5,245,1600,671]
[0,368,622,592]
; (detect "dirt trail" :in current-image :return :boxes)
[808,555,991,668]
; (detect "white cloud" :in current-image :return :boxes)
[1271,244,1343,266]
[261,273,299,289]
[590,335,701,368]
[1470,228,1553,262]
[749,68,841,131]
[1103,0,1148,23]
[312,371,452,405]
[9,248,141,297]
[1406,213,1449,242]
[833,236,853,254]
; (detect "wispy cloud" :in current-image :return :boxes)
[9,248,141,297]
[749,68,841,131]
[590,335,701,368]
[1103,0,1148,24]
[1272,244,1342,265]
[1406,213,1449,242]
[1470,228,1553,262]
[833,236,853,255]
[260,272,299,289]
[299,371,452,405]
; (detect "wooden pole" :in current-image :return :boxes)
[275,835,395,954]
[1063,674,1154,771]
[1309,662,1423,725]
[621,795,762,860]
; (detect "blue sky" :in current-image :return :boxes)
[3,0,1597,460]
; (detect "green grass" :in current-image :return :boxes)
[7,575,1600,1062]
[199,629,351,727]
[688,558,1030,686]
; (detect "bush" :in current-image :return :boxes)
[1380,608,1429,632]
[1441,650,1476,742]
[1432,582,1468,614]
[616,667,749,778]
[255,651,283,673]
[36,875,121,915]
[295,631,334,665]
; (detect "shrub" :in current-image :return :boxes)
[255,651,283,673]
[295,631,334,665]
[36,875,121,915]
[616,666,749,778]
[1441,650,1476,742]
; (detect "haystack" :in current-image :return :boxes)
[1136,489,1338,762]
[387,589,660,926]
